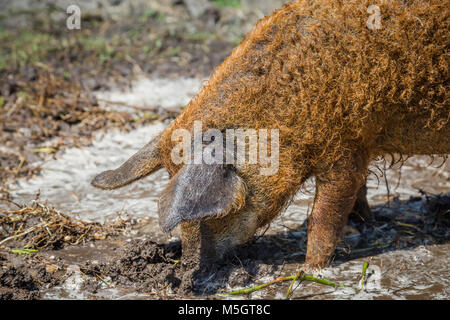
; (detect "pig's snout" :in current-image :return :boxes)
[179,209,259,261]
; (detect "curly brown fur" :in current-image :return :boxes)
[93,0,449,268]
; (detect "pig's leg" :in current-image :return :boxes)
[180,221,217,265]
[350,184,374,222]
[306,167,366,269]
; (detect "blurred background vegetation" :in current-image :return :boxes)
[0,0,288,191]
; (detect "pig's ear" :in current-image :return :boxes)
[158,164,246,233]
[91,134,162,190]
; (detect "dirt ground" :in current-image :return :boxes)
[0,1,449,300]
[1,192,448,300]
[0,0,288,300]
[1,0,260,192]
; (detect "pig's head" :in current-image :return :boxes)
[90,132,283,261]
[159,160,261,260]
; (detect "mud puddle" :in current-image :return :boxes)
[96,77,206,113]
[4,151,448,299]
[5,191,446,300]
[1,78,449,299]
[4,76,207,222]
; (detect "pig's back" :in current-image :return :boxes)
[164,0,448,163]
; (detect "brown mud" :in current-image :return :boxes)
[1,192,448,299]
[1,1,257,299]
[0,0,246,192]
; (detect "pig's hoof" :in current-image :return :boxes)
[303,262,326,274]
[304,254,333,272]
[349,205,374,223]
[350,195,374,223]
[350,186,374,223]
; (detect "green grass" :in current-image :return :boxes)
[0,25,125,72]
[139,9,165,22]
[232,35,244,46]
[0,54,7,71]
[186,33,216,41]
[0,5,236,76]
[0,30,58,70]
[213,0,241,8]
[167,46,180,56]
[78,37,107,52]
[10,248,38,255]
[77,37,119,61]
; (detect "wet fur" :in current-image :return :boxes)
[93,0,449,268]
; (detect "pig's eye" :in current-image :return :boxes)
[224,164,237,176]
[223,169,229,178]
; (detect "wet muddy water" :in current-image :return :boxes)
[4,77,449,299]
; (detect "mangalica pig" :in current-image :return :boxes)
[92,0,449,268]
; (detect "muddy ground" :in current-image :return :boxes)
[2,0,286,187]
[1,193,449,300]
[0,1,449,300]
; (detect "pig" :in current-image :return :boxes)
[91,0,449,269]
